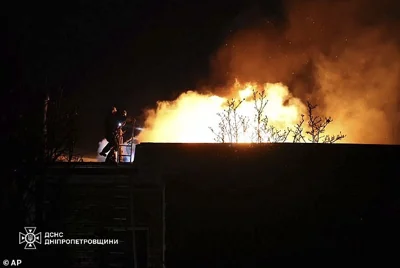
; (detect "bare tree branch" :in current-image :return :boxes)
[210,98,247,143]
[302,101,345,143]
[209,93,346,144]
[44,89,79,162]
[253,89,269,143]
[292,114,307,143]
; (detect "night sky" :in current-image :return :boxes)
[5,0,283,153]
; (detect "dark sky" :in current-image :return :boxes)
[5,0,283,153]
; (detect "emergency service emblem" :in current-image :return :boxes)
[19,227,42,249]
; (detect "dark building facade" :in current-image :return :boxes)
[37,164,164,268]
[134,143,400,266]
[16,143,400,267]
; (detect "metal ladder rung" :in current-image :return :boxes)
[116,123,136,163]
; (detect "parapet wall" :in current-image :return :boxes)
[32,143,400,266]
[134,143,400,264]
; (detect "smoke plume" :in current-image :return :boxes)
[139,0,400,144]
[209,0,400,144]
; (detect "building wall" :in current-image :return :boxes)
[40,165,164,268]
[35,143,400,266]
[134,143,400,265]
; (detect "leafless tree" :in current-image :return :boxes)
[210,89,293,143]
[209,98,249,143]
[44,88,81,162]
[292,114,307,143]
[265,125,291,143]
[251,89,291,143]
[253,89,268,143]
[292,101,346,143]
[210,94,345,144]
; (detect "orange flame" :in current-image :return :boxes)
[136,0,400,145]
[138,80,317,143]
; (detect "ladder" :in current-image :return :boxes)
[116,121,136,163]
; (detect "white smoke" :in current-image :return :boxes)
[97,139,108,162]
[96,138,136,162]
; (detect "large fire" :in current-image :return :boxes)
[137,80,340,143]
[135,0,400,145]
[94,0,400,164]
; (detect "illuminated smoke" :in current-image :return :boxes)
[138,0,400,144]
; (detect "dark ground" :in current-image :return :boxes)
[3,143,400,267]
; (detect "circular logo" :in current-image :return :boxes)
[3,259,9,266]
[26,233,35,243]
